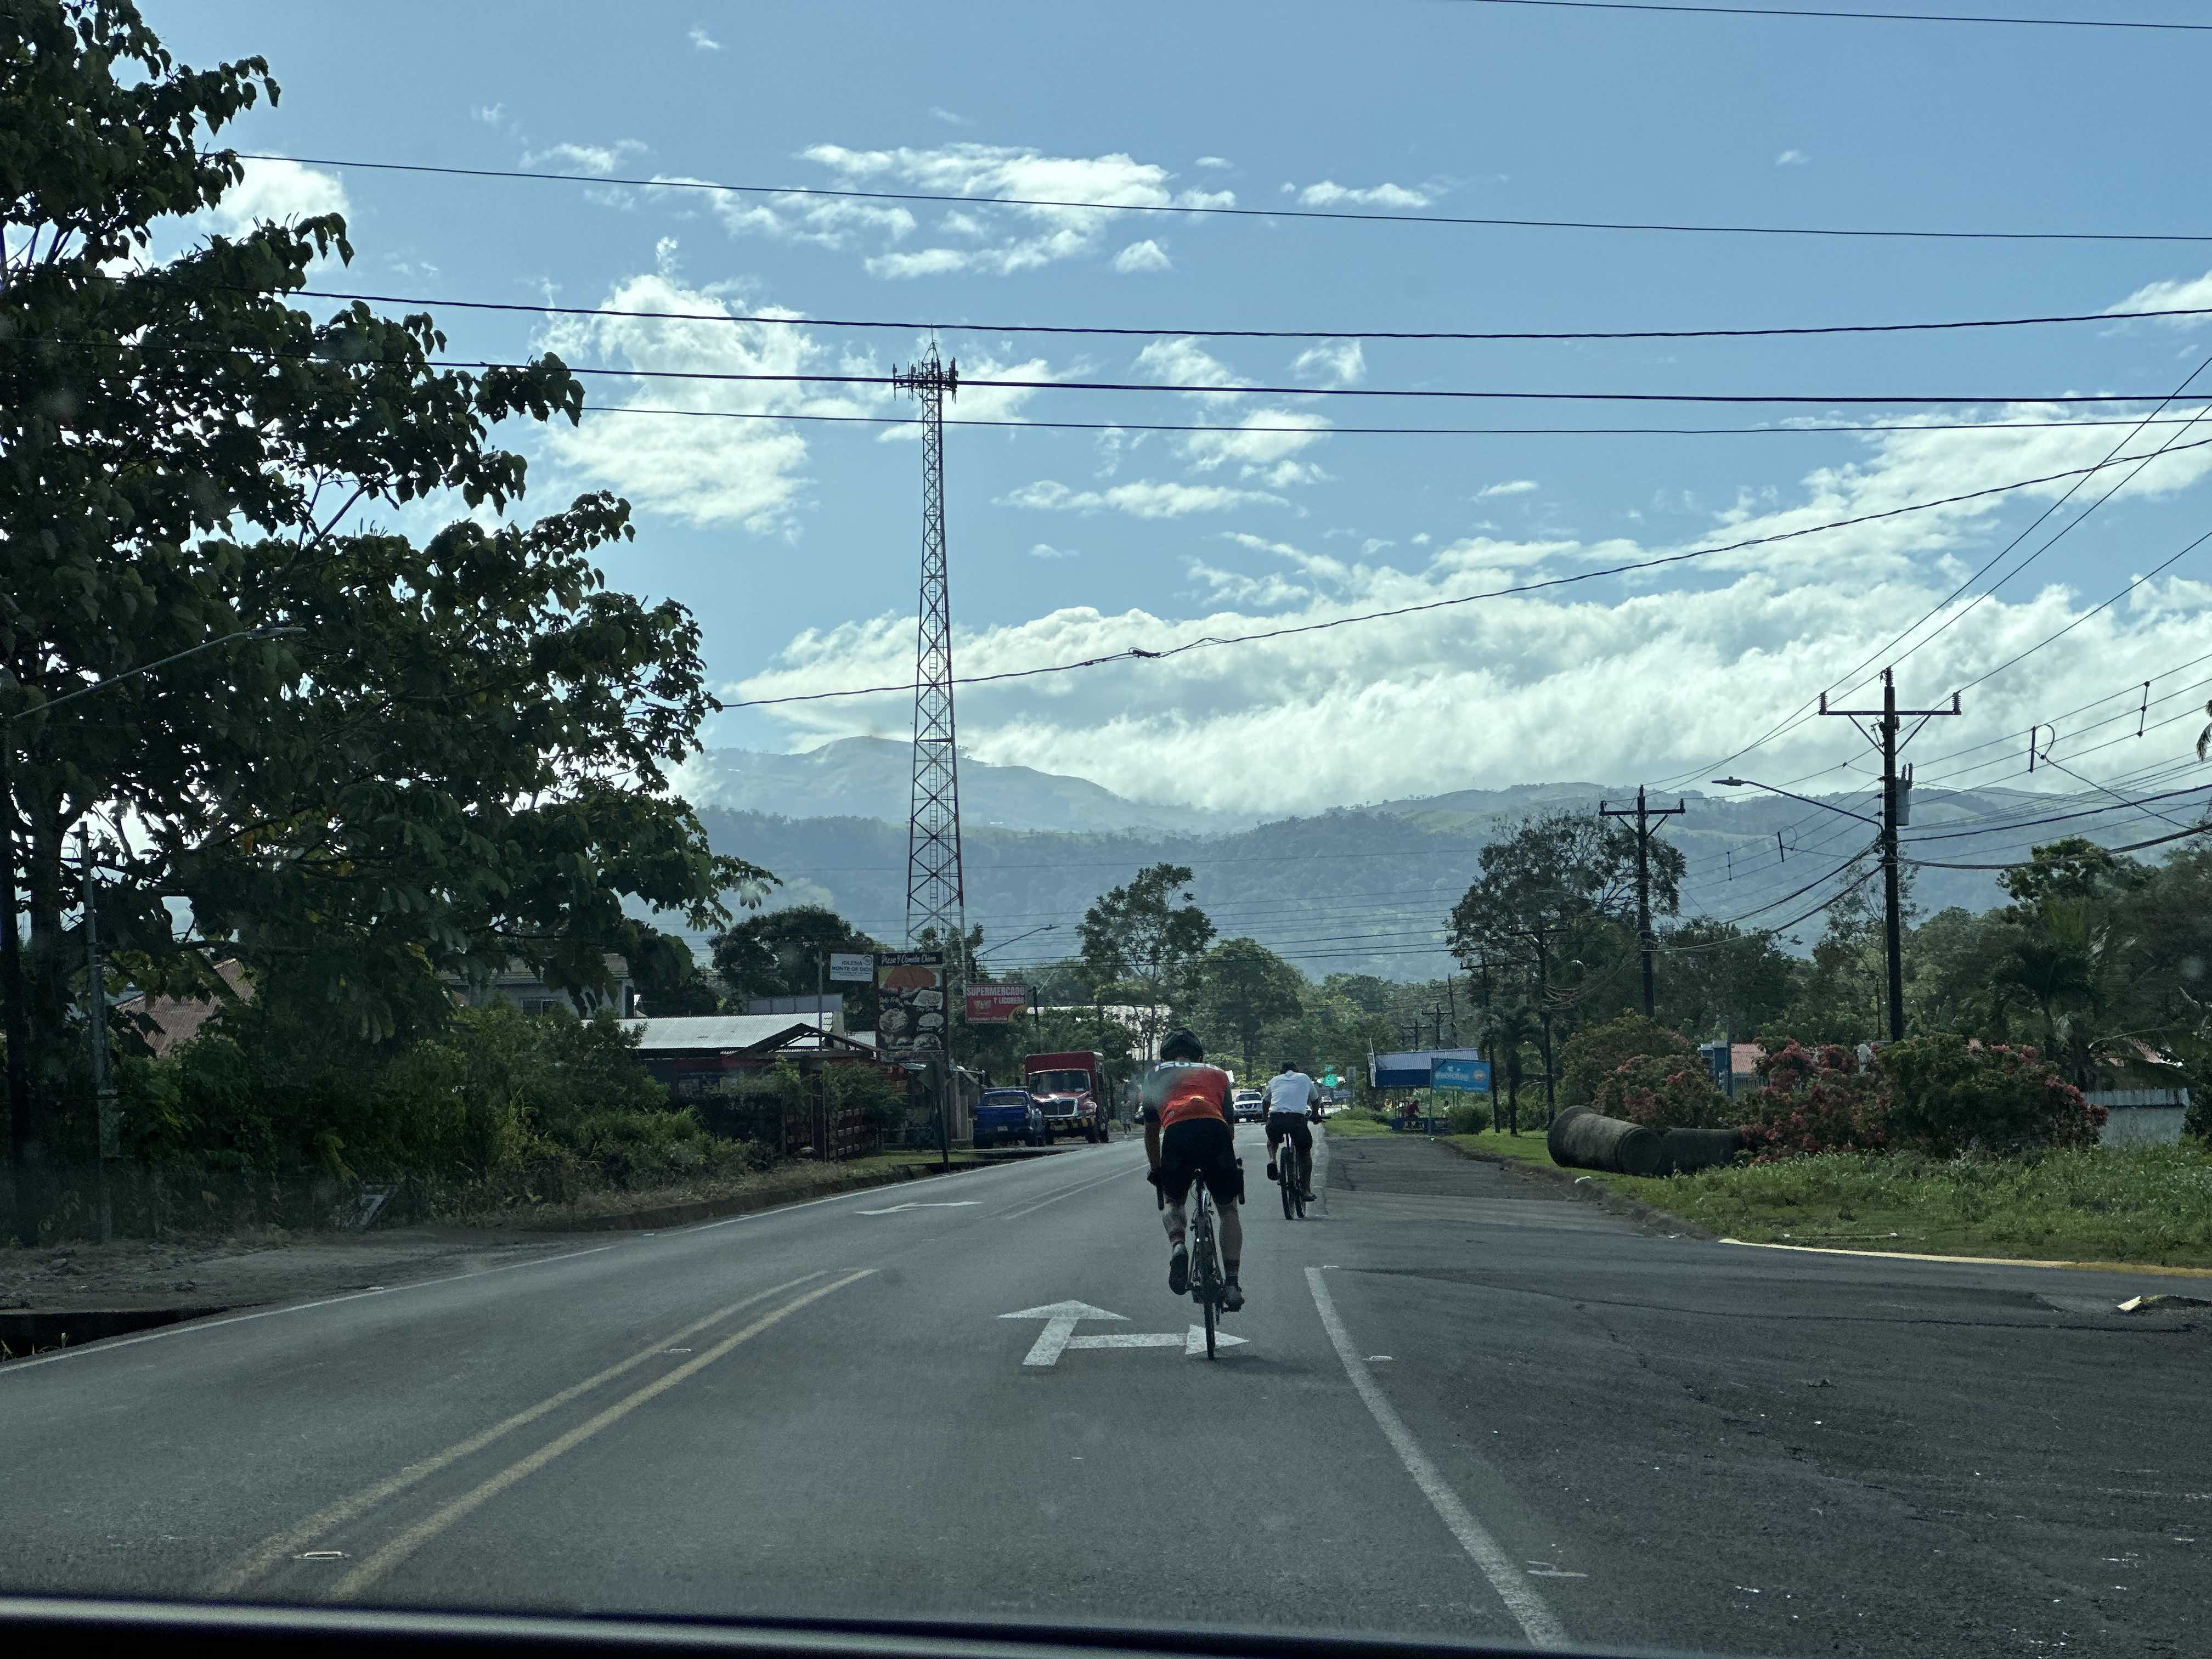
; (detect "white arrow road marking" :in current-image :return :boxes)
[999,1302,1247,1364]
[854,1200,983,1215]
[1000,1301,1126,1365]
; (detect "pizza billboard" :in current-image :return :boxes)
[874,951,946,1054]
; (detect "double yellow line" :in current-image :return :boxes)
[212,1269,873,1602]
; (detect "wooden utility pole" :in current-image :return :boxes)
[1600,786,1685,1020]
[1820,669,1960,1043]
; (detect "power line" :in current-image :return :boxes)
[235,151,2212,244]
[727,441,2212,708]
[582,404,2212,441]
[1437,0,2212,32]
[83,335,2207,407]
[285,284,2212,343]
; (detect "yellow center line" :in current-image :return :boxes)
[208,1272,827,1596]
[327,1268,875,1601]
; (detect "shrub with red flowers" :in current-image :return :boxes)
[1592,1053,1733,1129]
[1878,1032,2104,1155]
[1740,1042,1887,1160]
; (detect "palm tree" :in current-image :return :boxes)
[1481,1002,1541,1133]
[1999,899,2148,1090]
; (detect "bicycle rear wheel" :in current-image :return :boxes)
[1279,1163,1295,1219]
[1203,1294,1216,1359]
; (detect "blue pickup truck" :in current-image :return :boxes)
[973,1087,1046,1150]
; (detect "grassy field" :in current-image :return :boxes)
[1319,1109,1400,1139]
[1447,1123,2212,1271]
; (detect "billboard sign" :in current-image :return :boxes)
[828,951,874,984]
[964,984,1029,1023]
[1372,1048,1489,1090]
[1430,1057,1492,1093]
[874,951,946,1054]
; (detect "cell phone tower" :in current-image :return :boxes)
[891,340,968,960]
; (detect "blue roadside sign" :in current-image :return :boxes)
[1430,1057,1492,1093]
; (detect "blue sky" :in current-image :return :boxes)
[153,1,2212,820]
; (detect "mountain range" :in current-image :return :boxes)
[670,739,2177,981]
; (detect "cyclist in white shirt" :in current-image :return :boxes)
[1262,1062,1319,1202]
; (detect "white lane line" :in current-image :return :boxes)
[997,1161,1138,1223]
[0,1242,624,1378]
[1304,1267,1571,1651]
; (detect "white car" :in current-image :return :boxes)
[1231,1090,1266,1122]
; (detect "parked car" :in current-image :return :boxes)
[973,1087,1045,1149]
[1231,1088,1265,1122]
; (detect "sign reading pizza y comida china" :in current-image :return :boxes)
[874,951,947,1054]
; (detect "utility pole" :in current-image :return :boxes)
[1600,786,1685,1020]
[1820,669,1960,1043]
[81,829,117,1242]
[2,740,40,1247]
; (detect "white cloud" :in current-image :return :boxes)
[1775,148,1809,166]
[1029,543,1080,560]
[1132,336,1251,402]
[1194,156,1233,170]
[705,142,1232,278]
[1291,339,1365,387]
[202,157,349,235]
[929,106,972,127]
[531,270,875,534]
[523,140,648,177]
[1179,410,1330,478]
[736,397,2212,812]
[689,25,721,50]
[998,478,1289,517]
[472,103,505,126]
[1285,179,1434,210]
[1113,239,1172,274]
[1477,479,1539,499]
[2108,268,2212,326]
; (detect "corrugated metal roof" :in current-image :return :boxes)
[619,1013,829,1052]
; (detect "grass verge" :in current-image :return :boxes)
[447,1148,982,1231]
[1456,1128,2212,1270]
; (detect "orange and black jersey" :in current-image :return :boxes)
[1138,1062,1233,1132]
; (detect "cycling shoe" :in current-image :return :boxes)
[1167,1245,1189,1296]
[1220,1279,1244,1313]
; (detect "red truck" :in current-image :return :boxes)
[1023,1050,1108,1144]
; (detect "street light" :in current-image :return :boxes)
[3,622,306,1246]
[1711,777,1879,828]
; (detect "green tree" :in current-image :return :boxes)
[1559,1012,1693,1109]
[1078,862,1215,1056]
[1481,1002,1541,1133]
[711,906,882,1026]
[1449,811,1672,1115]
[1197,936,1305,1069]
[1652,918,1798,1041]
[3,2,761,1239]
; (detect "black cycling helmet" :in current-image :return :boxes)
[1158,1027,1204,1062]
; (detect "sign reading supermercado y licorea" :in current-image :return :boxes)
[964,983,1029,1023]
[874,951,947,1054]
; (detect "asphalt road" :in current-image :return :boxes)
[3,1125,2207,1657]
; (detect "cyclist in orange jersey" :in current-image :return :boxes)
[1139,1027,1244,1311]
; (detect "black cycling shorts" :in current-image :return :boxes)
[1265,1114,1313,1154]
[1158,1117,1239,1206]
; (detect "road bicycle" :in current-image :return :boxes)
[1272,1133,1307,1220]
[1155,1164,1238,1359]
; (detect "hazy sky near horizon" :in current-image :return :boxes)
[155,1,2212,826]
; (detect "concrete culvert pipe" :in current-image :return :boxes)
[1548,1108,1667,1177]
[1657,1126,1744,1175]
